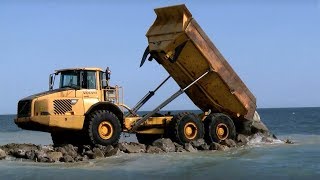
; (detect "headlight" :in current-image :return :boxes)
[71,99,78,105]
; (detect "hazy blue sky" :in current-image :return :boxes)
[0,0,319,114]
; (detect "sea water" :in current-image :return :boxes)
[0,108,319,179]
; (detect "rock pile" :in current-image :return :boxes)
[0,133,292,163]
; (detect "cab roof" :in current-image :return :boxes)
[55,67,103,73]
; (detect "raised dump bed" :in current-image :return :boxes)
[146,4,256,121]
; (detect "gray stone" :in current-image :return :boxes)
[209,142,227,151]
[209,142,218,150]
[47,151,63,162]
[237,134,248,144]
[84,150,94,159]
[12,149,27,158]
[199,143,210,150]
[37,157,51,163]
[74,156,84,162]
[55,147,67,156]
[61,155,74,163]
[103,145,114,155]
[117,142,127,152]
[62,144,78,158]
[220,145,230,151]
[284,139,294,144]
[222,139,237,148]
[152,138,175,153]
[176,146,187,152]
[0,149,6,160]
[34,150,52,162]
[25,150,36,160]
[92,148,104,159]
[82,155,89,160]
[118,142,146,153]
[41,145,54,152]
[184,143,197,152]
[262,136,274,143]
[173,142,186,152]
[191,139,209,150]
[105,147,121,157]
[0,143,40,154]
[191,139,206,148]
[146,146,164,154]
[95,145,113,155]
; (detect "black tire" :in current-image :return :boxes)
[51,132,65,146]
[87,110,122,146]
[136,133,162,145]
[167,112,204,144]
[204,113,236,144]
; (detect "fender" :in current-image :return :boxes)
[85,102,124,126]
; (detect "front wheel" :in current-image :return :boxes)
[204,113,236,144]
[87,110,122,146]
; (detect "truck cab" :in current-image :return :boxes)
[15,67,123,133]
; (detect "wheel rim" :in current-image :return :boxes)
[184,122,198,140]
[98,121,113,140]
[215,123,229,140]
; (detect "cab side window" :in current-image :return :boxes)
[83,71,97,89]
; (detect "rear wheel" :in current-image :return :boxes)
[167,112,204,144]
[204,113,236,143]
[136,133,162,145]
[87,110,122,146]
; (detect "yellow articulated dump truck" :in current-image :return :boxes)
[15,4,258,146]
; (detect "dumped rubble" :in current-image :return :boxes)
[0,132,292,163]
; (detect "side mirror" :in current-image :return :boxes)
[49,74,54,90]
[106,67,111,81]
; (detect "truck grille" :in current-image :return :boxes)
[53,99,72,115]
[18,100,31,118]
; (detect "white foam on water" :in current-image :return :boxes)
[247,133,285,146]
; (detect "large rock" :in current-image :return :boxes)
[25,150,36,160]
[237,134,249,144]
[118,142,146,153]
[0,143,40,151]
[35,150,48,161]
[209,142,226,151]
[1,143,40,157]
[47,151,63,162]
[222,139,237,148]
[284,139,294,144]
[92,148,104,159]
[12,149,27,158]
[0,149,6,160]
[146,146,164,154]
[95,145,114,156]
[83,150,94,158]
[191,139,209,150]
[105,147,121,157]
[152,138,175,153]
[173,143,186,152]
[184,143,197,152]
[55,144,78,158]
[60,155,74,163]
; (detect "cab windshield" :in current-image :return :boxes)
[59,71,80,89]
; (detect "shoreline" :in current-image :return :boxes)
[0,132,292,163]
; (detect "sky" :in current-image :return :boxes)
[0,0,320,114]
